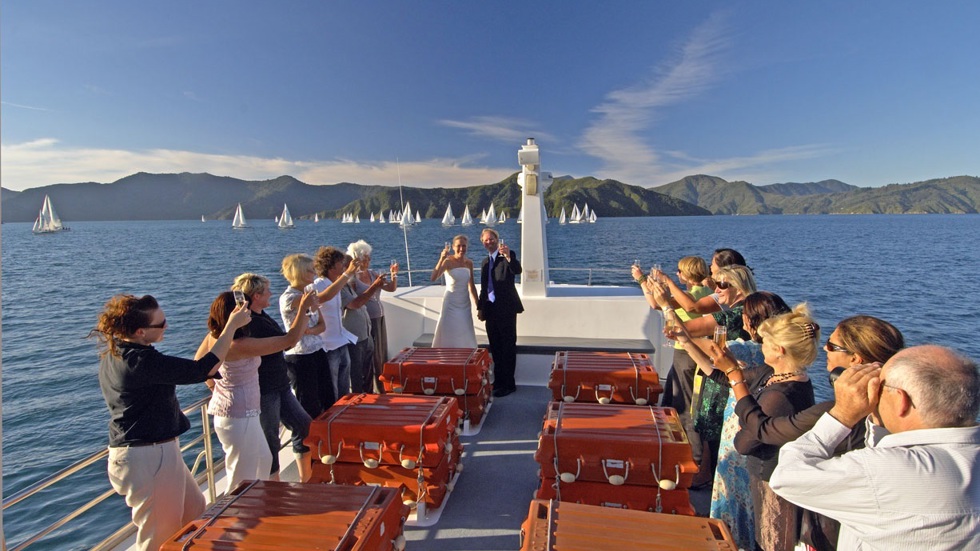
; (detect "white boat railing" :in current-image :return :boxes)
[399,267,628,288]
[2,397,222,551]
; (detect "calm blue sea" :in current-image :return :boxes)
[2,214,979,549]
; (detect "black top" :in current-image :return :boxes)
[99,340,219,447]
[734,373,815,481]
[248,309,291,393]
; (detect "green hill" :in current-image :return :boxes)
[653,175,980,215]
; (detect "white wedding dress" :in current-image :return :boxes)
[432,266,478,348]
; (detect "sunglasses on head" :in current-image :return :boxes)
[714,280,732,290]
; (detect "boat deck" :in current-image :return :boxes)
[403,385,550,549]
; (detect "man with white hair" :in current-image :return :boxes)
[770,344,979,550]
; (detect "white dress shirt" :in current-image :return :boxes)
[770,414,980,550]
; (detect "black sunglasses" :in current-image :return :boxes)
[714,280,732,290]
[824,340,850,354]
[145,318,167,329]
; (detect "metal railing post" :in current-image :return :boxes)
[201,405,216,504]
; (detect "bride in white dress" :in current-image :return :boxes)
[431,235,479,348]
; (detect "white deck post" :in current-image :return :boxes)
[518,138,551,298]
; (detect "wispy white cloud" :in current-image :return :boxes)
[577,12,839,187]
[1,101,53,112]
[0,139,515,191]
[579,12,733,183]
[439,116,556,143]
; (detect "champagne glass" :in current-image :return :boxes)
[304,284,318,317]
[651,263,662,283]
[663,311,677,337]
[713,326,728,347]
[390,259,398,277]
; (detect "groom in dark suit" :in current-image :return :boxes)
[477,228,523,397]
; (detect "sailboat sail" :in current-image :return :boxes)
[589,210,597,223]
[400,203,414,226]
[232,203,248,229]
[202,215,206,223]
[569,204,582,224]
[369,213,375,223]
[278,204,295,229]
[559,207,567,225]
[441,204,456,226]
[582,203,591,221]
[315,213,320,223]
[460,206,474,226]
[415,211,421,224]
[484,203,497,226]
[355,214,360,223]
[498,211,506,224]
[33,195,67,233]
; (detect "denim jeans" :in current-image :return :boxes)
[326,345,351,399]
[259,387,312,474]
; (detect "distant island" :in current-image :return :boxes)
[2,172,978,223]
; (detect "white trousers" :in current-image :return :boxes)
[107,439,204,551]
[213,415,271,494]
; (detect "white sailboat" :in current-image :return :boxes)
[32,195,68,234]
[314,213,320,223]
[369,212,375,223]
[400,203,414,227]
[559,206,567,225]
[498,211,506,224]
[415,211,422,224]
[355,214,360,223]
[277,204,295,229]
[201,215,206,223]
[441,204,456,226]
[582,203,591,222]
[232,203,248,229]
[479,209,488,224]
[568,204,583,224]
[388,210,396,224]
[589,210,597,223]
[484,203,497,226]
[460,205,474,226]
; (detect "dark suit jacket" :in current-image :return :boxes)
[477,250,524,317]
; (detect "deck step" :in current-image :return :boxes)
[412,334,654,355]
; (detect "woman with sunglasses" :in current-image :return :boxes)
[649,248,749,311]
[94,294,251,551]
[195,289,317,494]
[717,315,904,550]
[656,265,758,485]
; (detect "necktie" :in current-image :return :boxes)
[487,253,496,302]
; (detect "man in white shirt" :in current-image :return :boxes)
[770,345,979,550]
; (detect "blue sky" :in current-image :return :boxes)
[2,1,979,192]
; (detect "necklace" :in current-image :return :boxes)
[765,370,808,386]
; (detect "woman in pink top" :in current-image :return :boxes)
[195,290,315,493]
